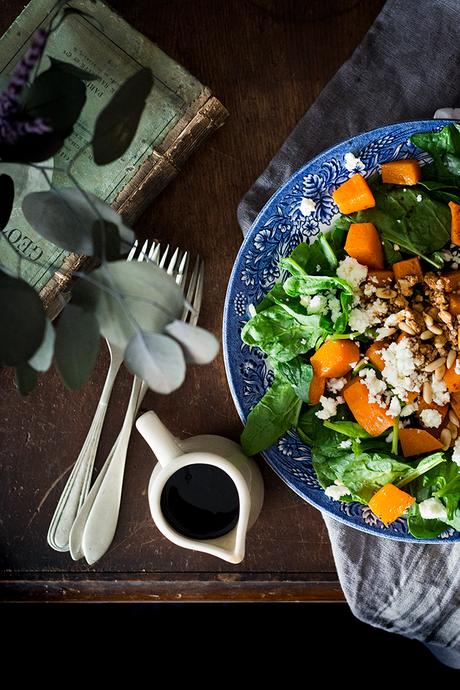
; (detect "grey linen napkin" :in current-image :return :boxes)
[237,0,460,668]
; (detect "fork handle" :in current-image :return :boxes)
[81,376,144,564]
[47,354,123,552]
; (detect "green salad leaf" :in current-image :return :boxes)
[354,185,451,266]
[241,305,329,362]
[276,358,313,403]
[411,123,460,184]
[241,375,302,456]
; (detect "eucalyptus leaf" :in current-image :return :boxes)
[164,320,219,364]
[24,61,86,133]
[0,174,14,231]
[54,303,100,389]
[124,330,186,394]
[88,260,184,350]
[93,67,153,165]
[0,273,45,365]
[22,187,134,255]
[49,57,99,81]
[29,318,55,372]
[15,363,38,396]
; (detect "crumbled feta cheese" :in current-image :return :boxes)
[419,497,448,521]
[363,282,377,297]
[453,262,459,270]
[393,243,400,251]
[305,294,327,314]
[300,295,327,314]
[396,219,401,224]
[316,264,321,273]
[431,377,450,406]
[336,256,368,289]
[452,437,460,466]
[359,368,387,406]
[348,299,388,334]
[388,397,402,418]
[327,376,347,394]
[316,396,339,420]
[349,361,358,369]
[416,194,422,202]
[338,439,352,449]
[325,480,350,500]
[385,430,393,443]
[327,293,342,322]
[344,152,365,172]
[380,338,424,402]
[420,409,443,428]
[300,197,316,216]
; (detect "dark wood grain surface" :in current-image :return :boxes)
[0,0,385,601]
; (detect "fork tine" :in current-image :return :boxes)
[138,239,149,262]
[147,241,158,262]
[166,247,180,276]
[126,239,138,261]
[159,245,170,269]
[181,255,200,322]
[149,243,161,264]
[176,251,188,287]
[189,258,203,327]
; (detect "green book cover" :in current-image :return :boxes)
[0,0,226,303]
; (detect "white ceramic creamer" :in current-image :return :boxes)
[136,411,264,563]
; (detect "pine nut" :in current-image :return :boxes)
[399,322,416,335]
[424,357,446,372]
[449,424,458,440]
[376,288,397,299]
[447,350,456,369]
[434,335,447,348]
[424,313,434,327]
[440,428,452,450]
[434,364,446,381]
[420,330,434,340]
[423,381,433,404]
[414,294,423,302]
[439,311,452,325]
[428,324,443,335]
[449,409,460,427]
[413,303,424,312]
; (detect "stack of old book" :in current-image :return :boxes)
[0,0,227,316]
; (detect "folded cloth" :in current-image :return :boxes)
[237,0,460,668]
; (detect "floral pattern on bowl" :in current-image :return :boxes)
[223,119,460,543]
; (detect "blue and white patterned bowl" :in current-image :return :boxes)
[223,119,460,543]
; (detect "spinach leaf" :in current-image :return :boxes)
[396,453,446,489]
[241,375,302,456]
[340,453,411,502]
[411,124,460,183]
[407,504,446,539]
[288,227,344,277]
[241,305,328,362]
[323,420,371,439]
[283,273,353,297]
[276,358,313,403]
[255,283,307,315]
[416,180,460,205]
[354,185,451,265]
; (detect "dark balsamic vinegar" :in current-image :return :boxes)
[160,464,240,540]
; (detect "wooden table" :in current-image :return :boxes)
[0,0,385,602]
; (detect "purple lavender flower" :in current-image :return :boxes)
[0,29,52,146]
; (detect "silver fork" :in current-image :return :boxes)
[69,241,203,563]
[47,242,142,552]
